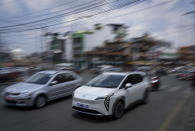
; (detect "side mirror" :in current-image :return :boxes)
[125,83,132,89]
[50,80,58,86]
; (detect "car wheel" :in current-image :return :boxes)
[113,101,124,119]
[34,95,47,108]
[142,91,149,104]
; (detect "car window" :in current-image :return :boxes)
[86,74,125,88]
[64,73,75,82]
[25,73,53,85]
[53,74,64,84]
[134,74,143,84]
[121,74,143,88]
[53,73,75,84]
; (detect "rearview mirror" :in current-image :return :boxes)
[50,81,58,86]
[125,83,132,89]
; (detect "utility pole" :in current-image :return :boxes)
[0,33,1,52]
[0,33,4,52]
[40,27,47,55]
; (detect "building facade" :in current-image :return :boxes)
[86,41,131,67]
[178,44,195,65]
[71,25,116,68]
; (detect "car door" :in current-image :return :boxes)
[122,75,138,105]
[48,73,67,99]
[131,74,145,100]
[59,73,80,96]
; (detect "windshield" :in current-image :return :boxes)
[86,74,125,88]
[25,73,53,85]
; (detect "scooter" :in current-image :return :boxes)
[150,76,160,91]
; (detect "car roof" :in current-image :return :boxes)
[38,70,58,74]
[38,70,75,75]
[103,71,146,76]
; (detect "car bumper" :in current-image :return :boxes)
[2,95,34,107]
[72,97,111,116]
[72,107,104,116]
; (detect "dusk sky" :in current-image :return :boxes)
[0,0,194,55]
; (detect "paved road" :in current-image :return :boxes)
[0,74,194,131]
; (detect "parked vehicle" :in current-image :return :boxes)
[0,67,21,83]
[1,70,82,108]
[155,68,167,76]
[150,76,160,91]
[136,66,152,73]
[55,63,74,70]
[175,70,189,80]
[55,63,82,74]
[169,66,184,74]
[102,67,122,73]
[183,70,195,80]
[191,71,195,90]
[72,72,150,119]
[97,65,113,74]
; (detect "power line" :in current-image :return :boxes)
[47,0,175,30]
[0,0,144,30]
[0,0,94,22]
[0,0,103,31]
[0,0,106,30]
[0,0,147,32]
[1,0,178,34]
[152,27,194,37]
[3,25,194,45]
[40,0,175,29]
[0,0,113,29]
[183,10,195,15]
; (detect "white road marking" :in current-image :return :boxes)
[158,91,191,131]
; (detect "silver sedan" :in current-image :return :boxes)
[1,70,82,108]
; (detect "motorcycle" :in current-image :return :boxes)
[150,76,160,91]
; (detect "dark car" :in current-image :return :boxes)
[190,71,195,90]
[155,68,167,76]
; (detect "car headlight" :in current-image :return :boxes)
[95,93,114,100]
[95,96,107,100]
[21,91,33,96]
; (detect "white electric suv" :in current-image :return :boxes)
[72,72,150,119]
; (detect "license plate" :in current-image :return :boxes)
[77,103,89,109]
[6,97,12,100]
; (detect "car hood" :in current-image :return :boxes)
[74,85,116,100]
[5,82,44,94]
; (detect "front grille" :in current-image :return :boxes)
[104,96,110,111]
[6,92,20,96]
[6,99,17,104]
[73,106,102,115]
[73,97,94,104]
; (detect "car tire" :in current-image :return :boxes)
[34,95,47,108]
[112,101,124,119]
[142,90,149,104]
